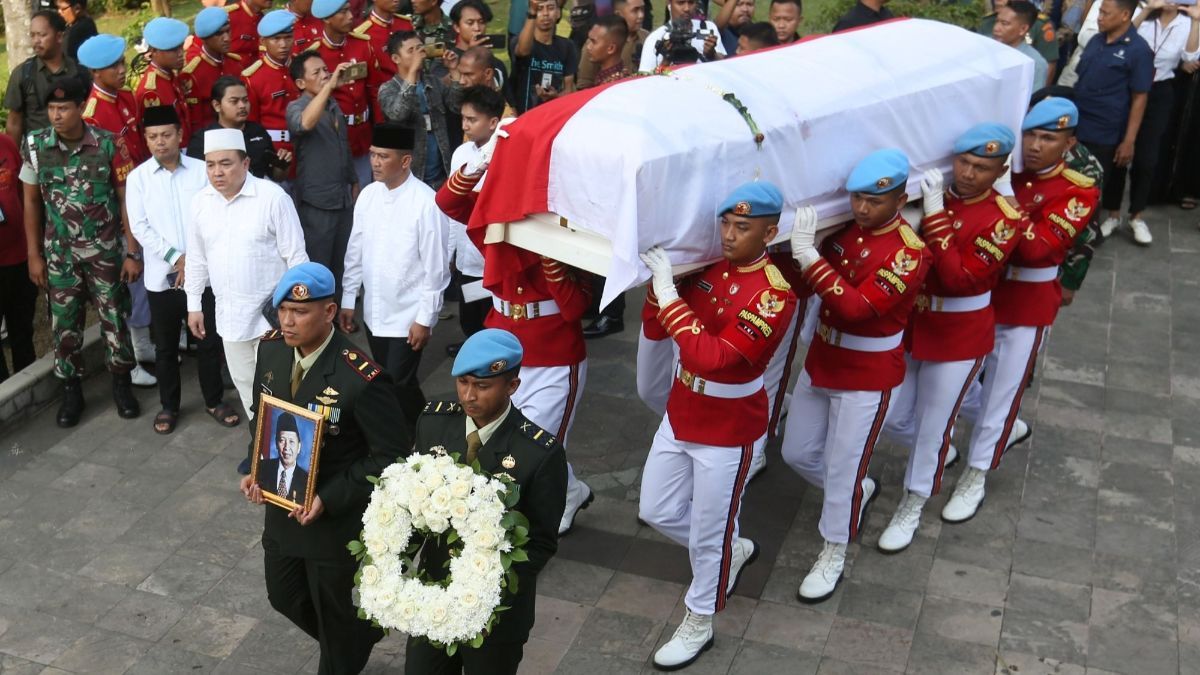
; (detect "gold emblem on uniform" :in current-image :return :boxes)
[1065,197,1091,221]
[756,290,785,318]
[891,250,918,276]
[728,283,740,294]
[876,177,892,189]
[733,201,752,216]
[502,455,517,469]
[291,283,310,300]
[322,386,339,396]
[1056,115,1070,129]
[315,395,336,405]
[490,359,507,373]
[1033,194,1044,204]
[985,140,1000,154]
[991,220,1016,243]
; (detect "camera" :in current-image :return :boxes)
[656,18,704,66]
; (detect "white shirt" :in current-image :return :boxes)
[639,19,727,73]
[185,174,309,342]
[275,463,297,496]
[341,175,451,337]
[448,141,487,278]
[1139,12,1200,81]
[127,154,209,293]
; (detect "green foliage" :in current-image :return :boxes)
[120,3,159,44]
[806,0,987,35]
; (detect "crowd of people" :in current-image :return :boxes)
[0,0,1195,671]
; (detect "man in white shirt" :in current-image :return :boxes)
[339,122,450,425]
[128,106,241,435]
[185,127,308,454]
[639,0,725,72]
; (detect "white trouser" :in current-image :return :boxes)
[762,309,802,438]
[223,338,260,420]
[636,332,675,417]
[883,354,984,497]
[513,361,588,488]
[781,370,889,544]
[961,324,1045,471]
[639,414,762,615]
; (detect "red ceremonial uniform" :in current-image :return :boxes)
[243,55,300,160]
[993,163,1099,327]
[354,12,414,76]
[291,9,325,53]
[910,189,1025,362]
[180,45,245,129]
[226,1,266,64]
[0,135,27,266]
[642,255,797,447]
[83,85,149,165]
[134,63,191,147]
[801,216,931,391]
[308,31,384,157]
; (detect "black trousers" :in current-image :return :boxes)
[584,273,625,321]
[457,274,489,337]
[147,286,224,412]
[296,202,353,299]
[0,261,38,382]
[404,636,524,675]
[1104,80,1176,215]
[366,332,426,434]
[263,540,383,675]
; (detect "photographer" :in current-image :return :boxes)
[449,0,510,92]
[512,0,579,113]
[639,0,725,71]
[379,31,459,188]
[187,76,288,181]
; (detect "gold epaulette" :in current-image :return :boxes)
[343,348,381,381]
[227,52,243,61]
[242,60,264,77]
[182,56,201,74]
[354,19,373,33]
[764,263,791,291]
[224,3,239,12]
[995,194,1021,220]
[144,69,158,89]
[83,97,97,119]
[899,224,925,250]
[348,31,371,40]
[1062,169,1096,189]
[422,401,462,415]
[304,41,321,52]
[262,328,284,340]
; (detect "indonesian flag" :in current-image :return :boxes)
[468,19,1034,307]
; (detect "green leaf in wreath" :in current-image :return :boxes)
[446,531,459,544]
[509,548,529,563]
[446,642,458,657]
[348,540,365,556]
[470,634,486,649]
[366,475,380,485]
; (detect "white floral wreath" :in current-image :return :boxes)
[350,450,530,653]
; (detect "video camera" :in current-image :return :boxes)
[655,18,705,66]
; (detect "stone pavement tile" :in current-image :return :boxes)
[851,548,935,594]
[571,494,641,537]
[666,594,758,639]
[220,614,318,673]
[595,572,684,622]
[556,527,633,570]
[915,594,1004,647]
[102,470,187,511]
[999,610,1088,664]
[7,453,80,489]
[1005,574,1091,624]
[235,544,266,574]
[76,544,172,587]
[85,436,159,475]
[1180,620,1200,675]
[1099,437,1173,471]
[136,553,230,603]
[1108,324,1169,365]
[56,497,148,545]
[1026,450,1099,492]
[535,558,614,605]
[0,480,34,513]
[1016,502,1096,551]
[135,441,227,480]
[817,655,903,673]
[904,632,996,675]
[161,605,257,659]
[1098,460,1173,507]
[833,578,923,630]
[0,655,45,675]
[553,650,644,674]
[1035,403,1107,437]
[822,617,913,672]
[99,589,188,641]
[934,524,1017,573]
[49,628,150,674]
[0,562,127,624]
[569,607,663,663]
[995,650,1085,675]
[30,537,110,578]
[114,486,233,551]
[1010,539,1092,587]
[1086,588,1178,675]
[771,519,828,570]
[1038,380,1107,411]
[47,461,124,495]
[618,539,692,587]
[175,518,261,569]
[1041,358,1106,389]
[1093,512,1174,559]
[0,607,90,665]
[519,636,570,674]
[728,639,820,674]
[1029,425,1102,462]
[1174,415,1200,448]
[926,559,1010,607]
[197,568,273,621]
[7,488,92,535]
[744,600,834,653]
[182,453,247,491]
[529,595,591,646]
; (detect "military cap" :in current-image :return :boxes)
[371,123,416,150]
[1022,96,1078,131]
[143,17,189,50]
[142,104,180,128]
[953,122,1015,158]
[76,34,126,70]
[44,75,88,105]
[846,148,909,195]
[258,9,297,37]
[718,180,784,219]
[273,262,337,307]
[451,329,523,378]
[194,7,230,38]
[311,0,349,20]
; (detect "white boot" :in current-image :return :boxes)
[1100,216,1121,238]
[652,609,713,671]
[1005,418,1031,451]
[557,478,594,536]
[941,468,987,523]
[878,492,927,553]
[798,540,846,603]
[725,538,759,597]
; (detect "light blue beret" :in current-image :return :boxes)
[311,0,349,20]
[143,17,189,50]
[717,180,784,219]
[258,9,297,37]
[1022,97,1079,131]
[272,262,337,307]
[76,34,126,69]
[846,148,910,195]
[953,122,1016,158]
[451,329,523,378]
[194,7,230,39]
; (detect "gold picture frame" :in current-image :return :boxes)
[251,395,325,512]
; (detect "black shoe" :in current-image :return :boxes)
[56,377,85,428]
[112,372,141,419]
[237,457,251,475]
[445,341,464,357]
[583,316,624,339]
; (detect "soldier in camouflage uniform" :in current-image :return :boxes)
[1058,142,1106,305]
[19,74,145,427]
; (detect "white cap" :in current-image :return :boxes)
[204,128,246,155]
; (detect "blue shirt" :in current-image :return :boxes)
[415,84,445,185]
[1073,25,1154,146]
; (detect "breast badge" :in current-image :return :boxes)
[991,220,1015,244]
[756,290,785,318]
[891,250,918,276]
[1065,197,1091,222]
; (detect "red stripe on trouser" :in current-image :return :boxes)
[714,442,754,612]
[768,318,804,439]
[931,357,985,495]
[847,389,890,541]
[989,326,1044,470]
[556,363,580,442]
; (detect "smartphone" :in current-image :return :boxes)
[484,33,508,49]
[166,271,180,288]
[541,72,555,90]
[424,42,446,58]
[343,61,368,82]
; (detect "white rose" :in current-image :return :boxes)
[360,565,381,586]
[429,487,453,511]
[460,590,480,608]
[450,479,472,499]
[471,529,499,549]
[427,515,449,532]
[377,506,395,525]
[449,501,469,521]
[430,605,449,625]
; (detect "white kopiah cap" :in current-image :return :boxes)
[204,128,246,155]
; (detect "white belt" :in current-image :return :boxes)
[816,324,903,352]
[921,291,991,313]
[674,364,763,399]
[345,111,369,126]
[492,297,559,320]
[1006,265,1058,283]
[267,129,290,142]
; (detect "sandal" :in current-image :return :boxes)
[1182,197,1198,210]
[154,410,178,435]
[206,402,241,428]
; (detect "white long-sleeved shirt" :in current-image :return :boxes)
[1139,12,1200,81]
[127,154,209,293]
[638,19,726,73]
[185,174,309,342]
[341,175,451,337]
[447,141,486,278]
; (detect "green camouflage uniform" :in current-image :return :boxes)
[1059,142,1105,291]
[19,124,136,379]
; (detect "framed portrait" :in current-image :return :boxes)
[251,395,325,512]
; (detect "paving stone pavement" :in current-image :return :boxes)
[0,206,1198,674]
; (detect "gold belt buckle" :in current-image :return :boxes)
[817,324,839,346]
[679,368,705,393]
[915,295,930,313]
[510,303,525,320]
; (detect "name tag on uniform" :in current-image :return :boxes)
[423,114,432,132]
[272,90,288,99]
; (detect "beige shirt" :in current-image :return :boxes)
[465,403,512,445]
[292,326,336,386]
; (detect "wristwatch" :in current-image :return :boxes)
[126,251,143,262]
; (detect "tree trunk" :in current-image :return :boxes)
[2,0,33,72]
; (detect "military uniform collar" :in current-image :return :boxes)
[264,54,288,70]
[201,46,224,66]
[868,213,903,236]
[322,30,346,48]
[952,186,993,205]
[149,62,175,80]
[732,252,769,274]
[465,403,512,447]
[36,56,72,75]
[1036,162,1066,180]
[369,10,391,26]
[294,325,336,372]
[91,84,118,102]
[50,125,100,151]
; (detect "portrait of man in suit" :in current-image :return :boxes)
[257,411,312,505]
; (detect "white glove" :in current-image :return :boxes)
[471,117,517,173]
[639,246,679,304]
[920,168,945,217]
[994,163,1014,197]
[790,205,820,270]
